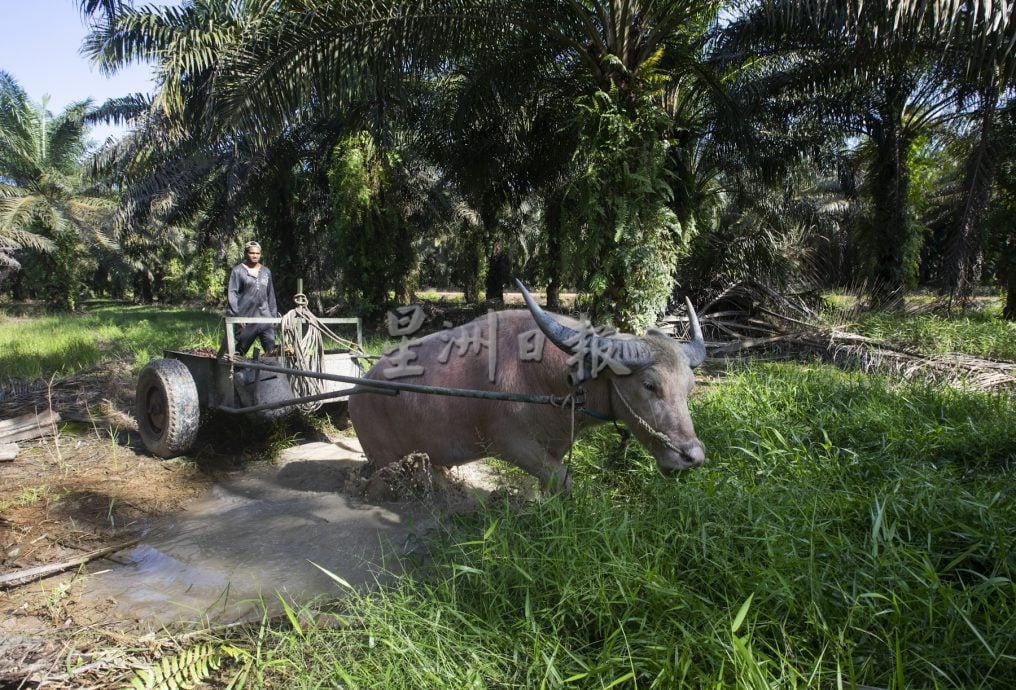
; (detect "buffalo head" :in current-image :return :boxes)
[517,280,706,473]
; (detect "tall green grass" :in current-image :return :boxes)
[0,302,222,379]
[829,297,1016,361]
[7,300,1009,686]
[854,309,1016,360]
[248,363,1013,688]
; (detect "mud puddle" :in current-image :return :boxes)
[79,438,499,630]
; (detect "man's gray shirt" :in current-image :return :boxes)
[227,264,278,318]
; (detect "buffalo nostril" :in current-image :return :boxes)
[685,442,705,466]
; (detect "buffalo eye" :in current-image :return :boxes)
[643,380,657,393]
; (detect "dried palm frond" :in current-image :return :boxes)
[661,281,1016,391]
[0,359,135,422]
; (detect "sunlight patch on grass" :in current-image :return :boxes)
[855,310,1016,360]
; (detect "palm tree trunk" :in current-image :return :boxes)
[459,221,483,303]
[946,84,998,305]
[545,239,561,311]
[1005,266,1016,320]
[484,235,508,303]
[482,200,506,303]
[867,105,914,308]
[543,190,564,311]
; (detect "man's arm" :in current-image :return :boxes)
[226,266,241,315]
[266,269,279,317]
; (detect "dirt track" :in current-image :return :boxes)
[0,396,517,687]
[1,423,218,685]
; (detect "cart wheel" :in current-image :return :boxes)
[136,358,200,458]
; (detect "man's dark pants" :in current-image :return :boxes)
[236,323,276,355]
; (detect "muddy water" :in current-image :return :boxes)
[82,439,485,629]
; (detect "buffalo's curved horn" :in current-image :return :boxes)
[516,279,582,355]
[681,297,706,368]
[515,279,653,370]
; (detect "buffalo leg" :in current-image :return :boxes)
[503,441,572,494]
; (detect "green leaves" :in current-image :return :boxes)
[0,72,114,306]
[731,592,754,633]
[127,642,247,690]
[562,87,685,330]
[327,131,417,318]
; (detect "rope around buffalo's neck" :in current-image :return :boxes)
[550,391,579,467]
[553,384,623,467]
[553,385,621,468]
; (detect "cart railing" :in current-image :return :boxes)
[223,316,363,356]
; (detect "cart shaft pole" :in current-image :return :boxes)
[231,360,571,407]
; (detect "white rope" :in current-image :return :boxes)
[278,294,360,413]
[568,392,576,466]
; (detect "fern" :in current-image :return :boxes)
[562,87,683,331]
[126,642,249,690]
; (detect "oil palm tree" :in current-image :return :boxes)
[0,72,114,308]
[83,0,353,303]
[985,106,1016,318]
[504,0,726,329]
[0,74,55,273]
[457,0,728,327]
[716,4,960,305]
[113,0,725,329]
[717,1,1016,306]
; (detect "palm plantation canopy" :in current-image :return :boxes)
[1,0,1015,325]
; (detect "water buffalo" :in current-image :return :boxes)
[349,282,706,492]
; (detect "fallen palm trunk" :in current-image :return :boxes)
[707,324,1016,391]
[819,332,1016,390]
[0,538,141,589]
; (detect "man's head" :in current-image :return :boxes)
[244,241,262,264]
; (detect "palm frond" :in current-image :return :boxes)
[0,220,55,253]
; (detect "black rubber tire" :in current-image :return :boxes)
[135,358,200,458]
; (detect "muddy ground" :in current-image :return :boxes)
[0,366,524,688]
[1,421,215,687]
[0,295,578,687]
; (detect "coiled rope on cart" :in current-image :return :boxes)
[278,293,362,412]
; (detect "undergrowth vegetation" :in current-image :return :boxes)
[825,295,1016,361]
[0,302,222,379]
[242,363,1014,689]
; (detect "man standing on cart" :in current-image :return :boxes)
[227,240,279,356]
